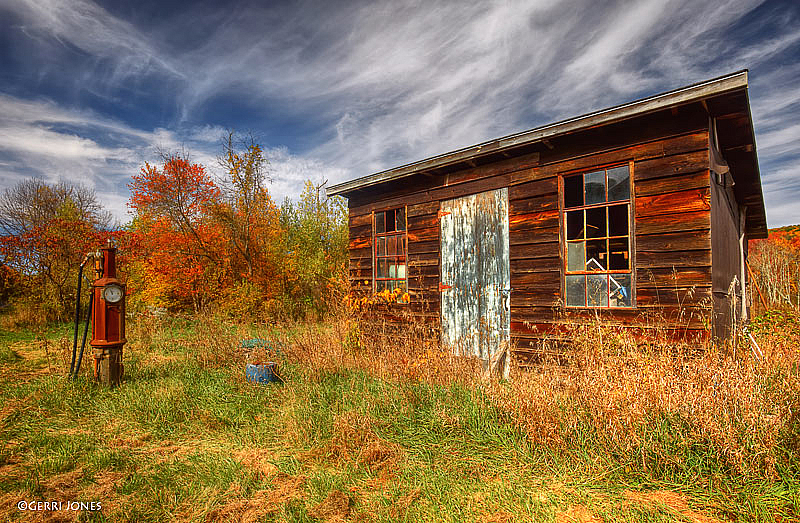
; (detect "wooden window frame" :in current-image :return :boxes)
[372,207,408,300]
[559,161,636,309]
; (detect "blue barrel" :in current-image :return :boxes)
[245,362,280,384]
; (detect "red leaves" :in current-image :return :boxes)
[129,157,220,222]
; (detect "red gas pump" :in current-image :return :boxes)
[90,240,126,386]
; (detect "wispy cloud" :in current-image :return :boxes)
[0,0,798,226]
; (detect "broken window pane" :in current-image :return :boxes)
[609,237,629,270]
[566,275,586,307]
[609,273,632,307]
[377,236,386,256]
[608,204,628,237]
[385,209,396,232]
[375,212,385,234]
[396,207,406,231]
[586,207,606,238]
[564,174,583,207]
[607,165,630,201]
[586,239,607,271]
[585,170,605,205]
[587,274,609,307]
[567,210,584,240]
[567,242,585,271]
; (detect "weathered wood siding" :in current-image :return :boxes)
[346,106,714,355]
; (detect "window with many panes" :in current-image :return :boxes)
[374,208,407,296]
[563,163,633,308]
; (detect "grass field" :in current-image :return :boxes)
[0,311,798,522]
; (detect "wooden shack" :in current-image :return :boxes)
[327,71,767,366]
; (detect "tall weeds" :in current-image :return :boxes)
[283,302,799,482]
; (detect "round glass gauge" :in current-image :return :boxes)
[103,283,124,304]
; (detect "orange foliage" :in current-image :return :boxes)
[128,156,229,310]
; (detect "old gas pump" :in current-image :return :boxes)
[90,240,126,386]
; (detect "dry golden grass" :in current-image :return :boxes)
[285,303,800,481]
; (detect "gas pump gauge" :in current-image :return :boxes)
[102,283,124,304]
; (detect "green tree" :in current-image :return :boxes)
[280,180,348,319]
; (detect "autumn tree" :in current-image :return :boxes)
[128,154,227,311]
[214,133,280,282]
[0,179,112,320]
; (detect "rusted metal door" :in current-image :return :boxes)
[440,188,510,365]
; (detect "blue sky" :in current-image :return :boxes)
[0,0,798,227]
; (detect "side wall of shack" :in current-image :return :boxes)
[346,105,715,362]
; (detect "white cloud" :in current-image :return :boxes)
[7,0,183,82]
[0,0,798,228]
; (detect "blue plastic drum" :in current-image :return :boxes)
[245,362,280,384]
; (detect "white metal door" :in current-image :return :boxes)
[440,188,510,365]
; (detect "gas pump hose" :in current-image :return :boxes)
[73,291,93,379]
[70,256,93,380]
[69,263,84,377]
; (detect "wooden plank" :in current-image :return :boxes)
[510,308,710,331]
[537,112,708,167]
[347,172,513,216]
[510,243,559,261]
[408,240,439,255]
[636,230,710,252]
[509,176,558,200]
[509,211,559,233]
[634,149,709,182]
[511,270,561,287]
[407,213,438,230]
[636,248,711,268]
[349,213,371,227]
[349,238,371,250]
[349,247,371,260]
[407,226,438,243]
[430,173,513,202]
[349,224,371,239]
[634,210,710,235]
[635,170,710,198]
[636,286,712,306]
[408,288,441,311]
[408,275,439,290]
[443,151,541,185]
[511,291,561,308]
[408,201,439,217]
[636,266,712,288]
[509,195,558,214]
[510,256,560,272]
[635,187,710,217]
[510,306,557,323]
[514,131,709,186]
[407,255,438,267]
[409,264,439,278]
[407,302,440,314]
